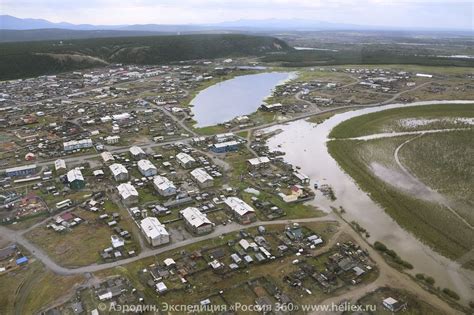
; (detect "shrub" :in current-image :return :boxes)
[374,241,387,251]
[415,273,425,280]
[425,276,435,286]
[442,288,460,300]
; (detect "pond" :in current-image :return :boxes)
[190,72,294,127]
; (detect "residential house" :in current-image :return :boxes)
[176,152,196,169]
[67,168,85,190]
[180,207,213,235]
[54,159,67,173]
[129,146,146,160]
[101,151,115,164]
[140,217,170,246]
[105,135,120,145]
[117,183,139,205]
[224,197,256,224]
[383,297,406,312]
[153,176,177,196]
[137,159,158,177]
[109,163,129,182]
[190,168,213,188]
[247,156,270,169]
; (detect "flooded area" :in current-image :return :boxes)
[265,100,474,302]
[190,72,294,127]
[344,128,470,141]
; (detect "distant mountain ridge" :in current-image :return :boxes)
[3,14,471,33]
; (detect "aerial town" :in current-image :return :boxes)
[1,3,473,314]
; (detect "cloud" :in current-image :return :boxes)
[2,0,472,29]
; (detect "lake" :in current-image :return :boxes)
[190,72,294,127]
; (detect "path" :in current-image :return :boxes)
[0,215,335,276]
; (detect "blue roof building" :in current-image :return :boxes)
[16,256,28,265]
[211,140,240,153]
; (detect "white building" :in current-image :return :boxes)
[416,73,433,78]
[156,282,168,294]
[112,113,131,121]
[105,135,120,145]
[137,159,158,177]
[67,168,85,190]
[117,183,139,205]
[383,297,405,312]
[109,163,129,182]
[54,159,67,172]
[247,156,270,169]
[153,176,177,196]
[190,168,213,188]
[180,207,213,235]
[140,217,170,246]
[293,171,310,185]
[129,146,146,160]
[214,133,234,143]
[176,152,196,169]
[63,138,93,151]
[101,151,115,164]
[224,197,257,224]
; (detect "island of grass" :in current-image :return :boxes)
[327,104,474,263]
[330,103,474,138]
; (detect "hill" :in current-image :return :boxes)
[0,29,171,42]
[0,34,291,80]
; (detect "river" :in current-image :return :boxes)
[265,100,474,303]
[190,72,294,127]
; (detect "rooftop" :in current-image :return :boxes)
[180,207,212,228]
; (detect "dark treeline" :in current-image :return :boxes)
[0,34,290,80]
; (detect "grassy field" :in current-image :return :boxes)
[24,208,138,267]
[0,261,43,315]
[399,130,474,225]
[262,48,474,68]
[328,137,474,261]
[330,103,474,138]
[0,261,84,315]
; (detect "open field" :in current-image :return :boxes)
[399,130,474,225]
[0,261,43,315]
[19,268,84,314]
[24,208,139,267]
[262,48,474,68]
[330,103,474,138]
[328,135,474,261]
[0,261,84,315]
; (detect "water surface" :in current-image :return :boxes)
[191,72,294,127]
[265,100,474,302]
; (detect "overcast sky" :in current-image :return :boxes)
[3,0,473,30]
